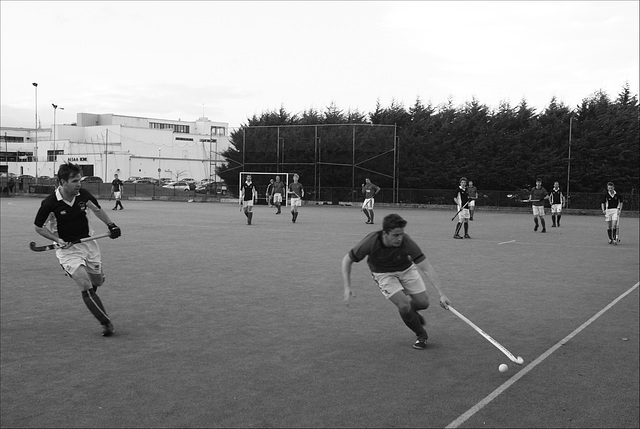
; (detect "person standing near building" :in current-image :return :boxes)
[453,177,471,239]
[342,213,451,350]
[601,181,623,245]
[33,162,121,337]
[266,178,275,207]
[7,176,15,196]
[549,181,565,227]
[467,180,478,221]
[240,174,257,225]
[529,178,549,233]
[361,178,380,224]
[110,173,124,210]
[288,173,304,223]
[271,175,287,214]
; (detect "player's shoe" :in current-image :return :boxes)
[541,228,546,233]
[608,239,613,244]
[413,335,428,350]
[102,322,114,337]
[464,234,471,239]
[534,225,539,231]
[453,234,463,239]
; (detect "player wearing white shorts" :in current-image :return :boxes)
[549,181,565,227]
[271,175,286,214]
[601,182,623,245]
[288,174,304,223]
[33,162,121,337]
[467,181,478,221]
[240,175,257,225]
[342,214,451,350]
[361,178,380,224]
[453,177,471,239]
[530,178,549,233]
[111,173,124,210]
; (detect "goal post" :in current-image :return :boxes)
[239,171,294,206]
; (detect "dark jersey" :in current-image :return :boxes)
[34,188,101,242]
[467,186,478,199]
[530,187,548,206]
[289,182,304,198]
[603,191,623,209]
[111,178,123,192]
[349,231,426,273]
[272,181,286,195]
[362,183,380,199]
[549,189,563,205]
[241,182,256,201]
[455,187,470,207]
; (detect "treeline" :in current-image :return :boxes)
[218,83,638,194]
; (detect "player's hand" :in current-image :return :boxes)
[344,287,355,306]
[54,239,71,249]
[439,295,451,310]
[107,222,121,239]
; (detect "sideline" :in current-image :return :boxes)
[446,281,640,429]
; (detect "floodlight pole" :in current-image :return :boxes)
[566,116,574,208]
[32,82,38,184]
[52,104,63,176]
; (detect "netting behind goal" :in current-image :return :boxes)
[239,171,293,206]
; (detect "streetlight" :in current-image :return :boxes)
[566,116,574,208]
[32,82,38,183]
[52,103,64,177]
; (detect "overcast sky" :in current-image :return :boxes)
[1,1,638,131]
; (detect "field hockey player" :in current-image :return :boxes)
[601,181,624,245]
[453,177,471,239]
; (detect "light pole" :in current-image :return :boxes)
[566,116,574,208]
[52,103,63,177]
[32,82,38,183]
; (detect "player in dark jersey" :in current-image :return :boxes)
[288,174,304,223]
[240,175,257,225]
[271,175,287,214]
[33,162,121,337]
[342,214,451,350]
[453,177,471,239]
[600,181,624,245]
[111,173,124,210]
[548,181,565,227]
[361,178,380,224]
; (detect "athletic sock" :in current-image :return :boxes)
[540,218,546,228]
[557,215,561,225]
[607,229,612,239]
[455,223,462,236]
[464,223,468,234]
[82,290,110,325]
[293,211,298,222]
[534,218,539,227]
[552,215,556,225]
[363,209,370,221]
[369,210,374,222]
[612,228,617,238]
[399,309,427,337]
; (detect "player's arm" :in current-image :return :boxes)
[341,254,356,306]
[34,225,66,247]
[87,201,121,239]
[415,258,450,309]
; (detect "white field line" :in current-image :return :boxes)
[446,281,640,429]
[497,240,516,245]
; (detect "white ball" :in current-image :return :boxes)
[498,364,508,372]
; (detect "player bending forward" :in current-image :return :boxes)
[34,162,122,337]
[342,214,451,350]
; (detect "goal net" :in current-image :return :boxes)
[239,171,294,206]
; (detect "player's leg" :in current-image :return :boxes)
[388,291,428,347]
[453,221,463,239]
[362,200,371,223]
[69,265,113,335]
[551,206,557,227]
[540,213,546,233]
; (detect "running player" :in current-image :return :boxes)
[271,175,286,214]
[361,178,380,224]
[33,162,121,337]
[601,181,623,245]
[453,177,471,239]
[549,181,565,227]
[342,213,451,350]
[288,173,304,223]
[529,178,549,233]
[467,180,478,221]
[240,174,257,225]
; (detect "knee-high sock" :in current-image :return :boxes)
[369,210,374,222]
[455,222,462,235]
[607,229,612,239]
[534,218,539,227]
[557,214,561,224]
[551,214,556,225]
[399,309,427,337]
[540,218,546,228]
[362,209,370,221]
[82,290,110,325]
[464,222,468,234]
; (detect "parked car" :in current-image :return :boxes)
[133,178,158,185]
[141,177,160,185]
[182,178,196,184]
[162,181,191,191]
[195,183,227,195]
[80,176,103,183]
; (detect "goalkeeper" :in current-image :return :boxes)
[33,162,121,337]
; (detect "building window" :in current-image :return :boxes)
[210,126,226,136]
[0,135,24,143]
[47,149,64,162]
[149,122,190,134]
[175,137,193,141]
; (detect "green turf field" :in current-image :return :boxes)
[1,198,638,428]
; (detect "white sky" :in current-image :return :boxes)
[1,1,638,131]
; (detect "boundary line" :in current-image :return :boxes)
[446,281,640,429]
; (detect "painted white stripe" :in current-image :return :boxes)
[446,281,640,429]
[497,240,516,245]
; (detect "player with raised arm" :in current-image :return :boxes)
[342,214,451,350]
[240,174,257,225]
[529,178,549,233]
[33,162,121,337]
[601,181,623,245]
[361,178,380,224]
[288,173,304,223]
[549,181,565,227]
[453,177,471,239]
[271,175,286,214]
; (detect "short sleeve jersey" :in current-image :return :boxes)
[289,182,304,198]
[455,187,470,207]
[272,181,286,195]
[603,191,623,209]
[363,183,380,199]
[266,182,273,195]
[549,189,563,205]
[349,231,426,273]
[242,182,256,201]
[34,188,100,242]
[530,187,548,206]
[467,186,478,199]
[111,178,123,192]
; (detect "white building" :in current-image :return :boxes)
[0,113,231,182]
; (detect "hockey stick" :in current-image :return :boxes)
[30,232,111,252]
[448,305,524,365]
[451,200,470,221]
[616,214,621,243]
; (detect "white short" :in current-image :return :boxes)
[362,198,374,210]
[551,203,562,214]
[468,200,475,208]
[532,205,545,216]
[242,199,254,207]
[371,265,426,299]
[604,209,620,222]
[273,193,283,203]
[290,197,302,207]
[57,240,102,277]
[458,208,470,220]
[113,191,122,200]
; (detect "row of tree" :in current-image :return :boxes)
[218,83,638,194]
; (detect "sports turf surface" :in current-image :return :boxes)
[1,198,638,428]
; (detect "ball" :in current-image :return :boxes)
[498,364,508,372]
[516,356,524,364]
